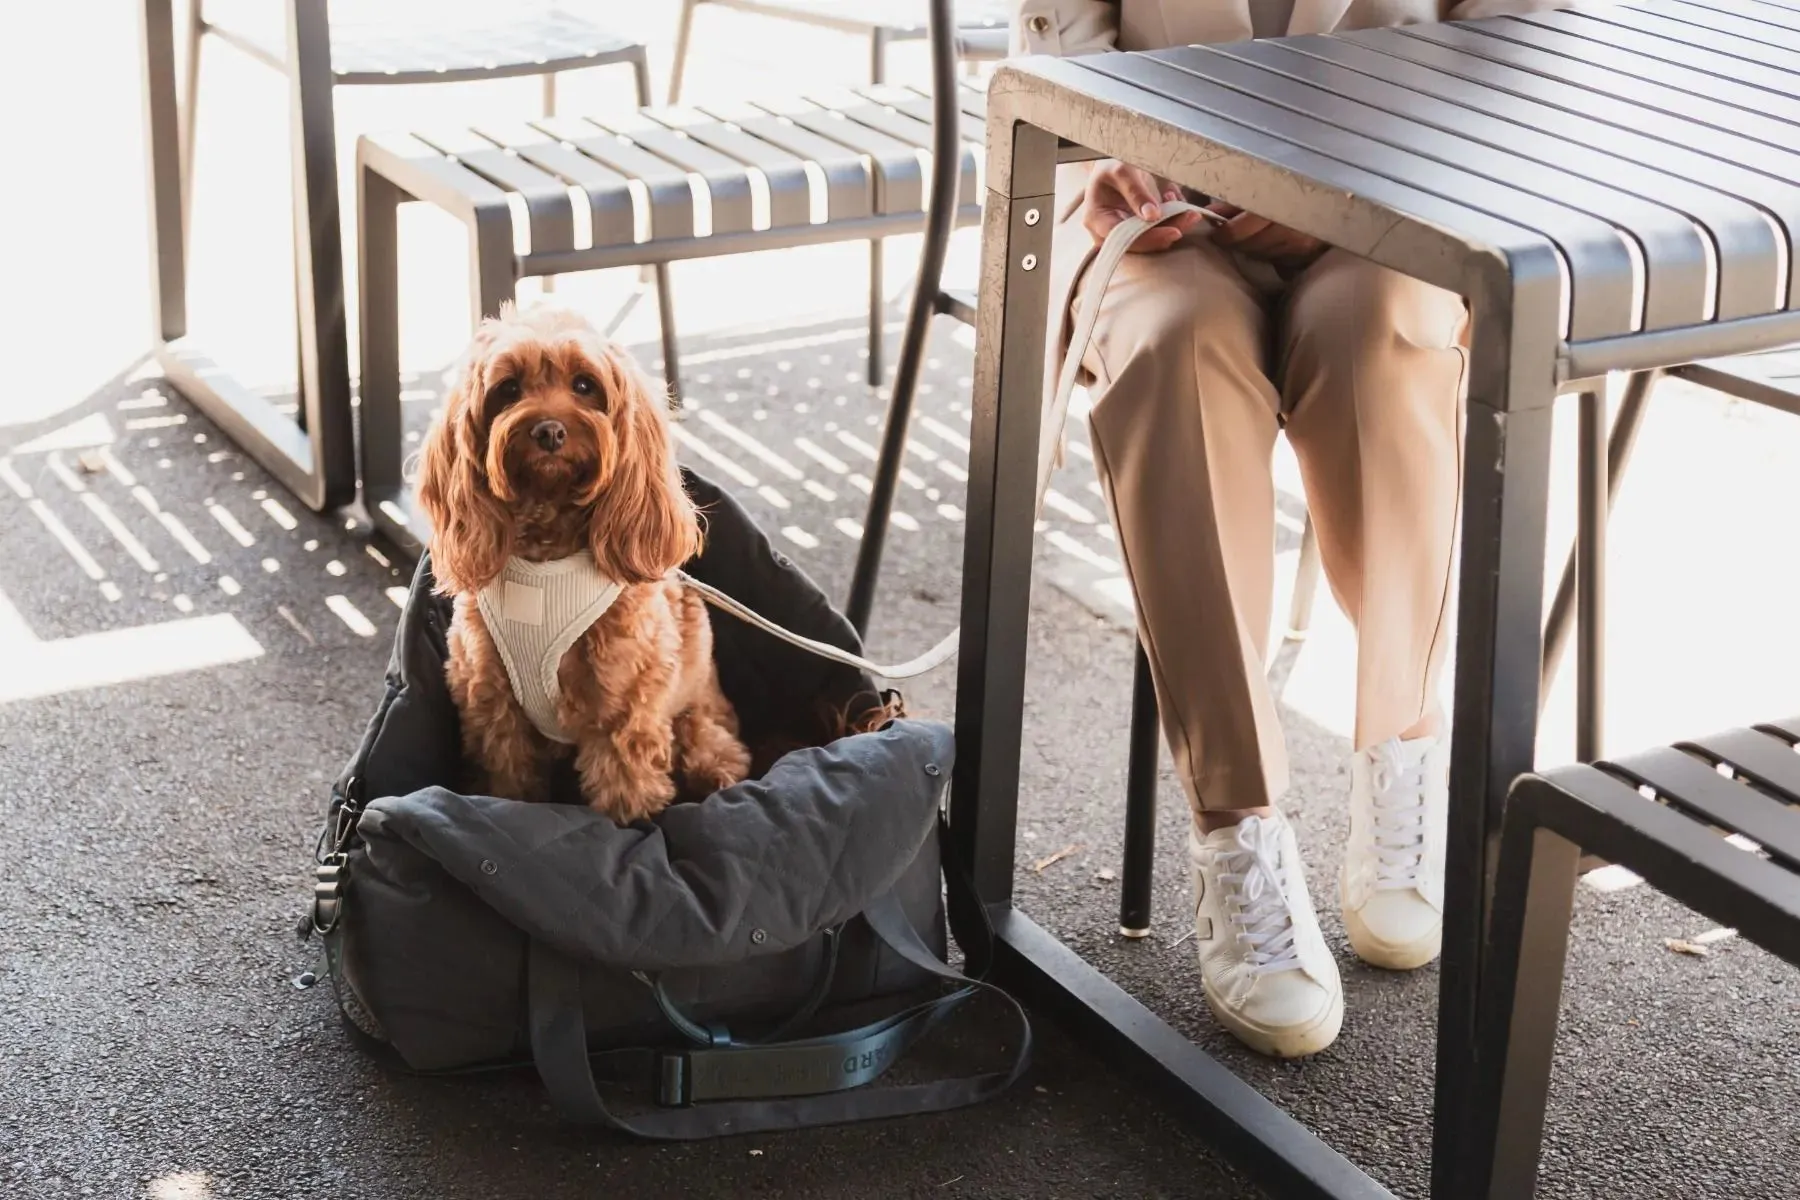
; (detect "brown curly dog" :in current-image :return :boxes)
[416,303,750,822]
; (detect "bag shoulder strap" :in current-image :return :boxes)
[527,835,1031,1139]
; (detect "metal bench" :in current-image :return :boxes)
[140,0,649,513]
[354,82,988,556]
[1468,719,1800,1198]
[957,4,1800,1197]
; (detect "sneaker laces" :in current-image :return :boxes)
[1216,817,1303,975]
[1367,741,1428,891]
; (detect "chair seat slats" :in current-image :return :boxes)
[649,109,818,229]
[1681,728,1800,805]
[532,117,697,240]
[412,128,576,254]
[1602,745,1800,868]
[589,116,759,236]
[751,98,926,214]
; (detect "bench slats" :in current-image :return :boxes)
[696,102,877,222]
[853,85,983,200]
[473,122,637,249]
[879,86,989,147]
[649,108,817,229]
[532,116,697,240]
[588,115,759,236]
[411,127,576,254]
[1602,746,1800,868]
[752,97,925,214]
[1681,729,1800,805]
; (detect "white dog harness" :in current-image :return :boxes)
[475,553,623,744]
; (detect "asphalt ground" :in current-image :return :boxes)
[2,310,1797,1200]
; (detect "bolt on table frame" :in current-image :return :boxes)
[955,10,1800,1197]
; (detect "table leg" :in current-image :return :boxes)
[357,163,410,554]
[948,117,1056,903]
[1430,300,1557,1197]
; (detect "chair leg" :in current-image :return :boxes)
[869,27,889,86]
[179,0,203,246]
[540,73,558,296]
[1575,388,1606,762]
[668,0,699,104]
[655,263,683,408]
[1286,512,1321,640]
[867,240,884,385]
[1119,643,1160,937]
[1466,808,1582,1200]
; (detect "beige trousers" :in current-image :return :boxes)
[1060,215,1468,814]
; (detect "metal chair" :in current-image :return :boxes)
[160,0,652,512]
[667,0,1009,388]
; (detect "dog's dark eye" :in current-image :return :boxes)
[571,374,607,409]
[488,377,522,406]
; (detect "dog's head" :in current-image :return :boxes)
[416,303,700,594]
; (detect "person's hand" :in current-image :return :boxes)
[1208,202,1327,269]
[1084,160,1207,252]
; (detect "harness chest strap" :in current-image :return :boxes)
[475,553,624,744]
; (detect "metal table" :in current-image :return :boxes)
[956,5,1800,1197]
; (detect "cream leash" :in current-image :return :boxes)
[684,201,1208,681]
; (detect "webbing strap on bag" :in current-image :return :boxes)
[527,876,1031,1138]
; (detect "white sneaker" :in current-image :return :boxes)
[1341,732,1449,970]
[1189,812,1344,1058]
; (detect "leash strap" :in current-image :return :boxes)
[678,202,1206,681]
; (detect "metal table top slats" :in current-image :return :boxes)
[694,101,877,221]
[531,116,697,240]
[1026,54,1563,305]
[1757,716,1800,744]
[1396,24,1800,154]
[1153,45,1708,329]
[1643,0,1800,39]
[1540,7,1800,84]
[1218,39,1780,320]
[1465,17,1800,127]
[647,108,816,230]
[1601,746,1800,869]
[1281,39,1800,314]
[751,97,925,214]
[472,122,638,250]
[1328,30,1800,306]
[1087,52,1633,337]
[1681,728,1800,803]
[410,127,576,255]
[586,115,757,236]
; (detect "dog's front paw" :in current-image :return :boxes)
[685,741,752,797]
[591,770,678,824]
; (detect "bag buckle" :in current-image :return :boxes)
[656,1053,691,1107]
[311,853,347,936]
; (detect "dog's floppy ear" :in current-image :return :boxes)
[587,345,702,584]
[416,321,513,594]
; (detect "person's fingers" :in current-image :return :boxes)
[1214,211,1271,246]
[1099,163,1164,221]
[1125,224,1185,253]
[1083,201,1128,245]
[1206,200,1243,222]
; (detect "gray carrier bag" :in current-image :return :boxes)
[307,473,1028,1138]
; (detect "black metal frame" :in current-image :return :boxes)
[138,0,651,515]
[140,0,355,512]
[1465,727,1800,1198]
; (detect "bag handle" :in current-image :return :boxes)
[526,860,1031,1138]
[640,924,844,1048]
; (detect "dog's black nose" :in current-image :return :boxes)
[530,419,567,452]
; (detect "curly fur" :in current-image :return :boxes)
[418,303,750,821]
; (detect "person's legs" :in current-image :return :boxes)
[1280,249,1467,970]
[1079,234,1287,818]
[1075,233,1341,1057]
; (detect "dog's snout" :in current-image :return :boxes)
[530,419,567,452]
